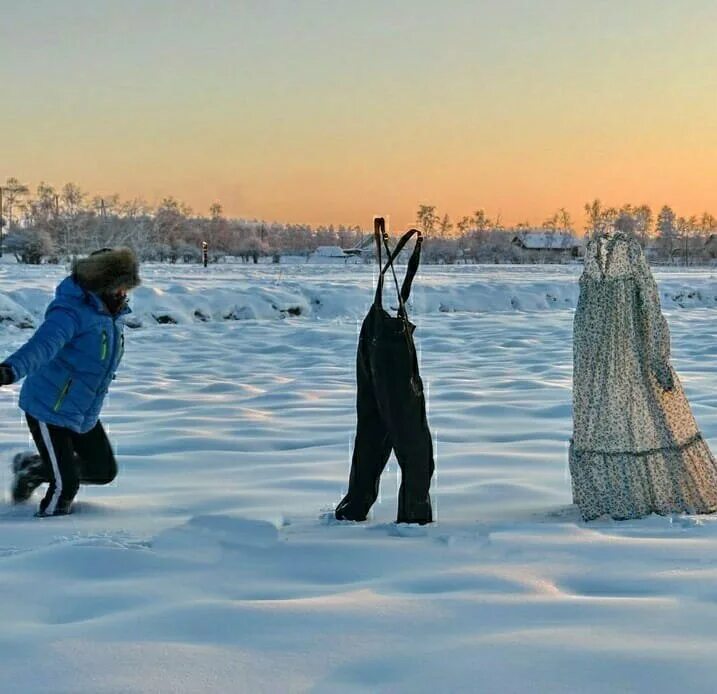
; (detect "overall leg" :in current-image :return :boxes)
[394,396,434,524]
[26,415,80,516]
[336,323,393,521]
[71,420,118,485]
[374,335,434,524]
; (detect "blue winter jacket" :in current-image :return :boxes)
[5,277,129,433]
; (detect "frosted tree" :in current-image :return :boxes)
[655,205,677,261]
[675,215,699,265]
[316,224,339,247]
[152,197,190,261]
[542,214,558,232]
[336,224,362,249]
[472,209,491,233]
[61,183,85,216]
[4,228,55,264]
[700,212,716,236]
[584,199,602,234]
[26,182,57,227]
[558,208,572,231]
[542,209,572,248]
[456,216,470,234]
[438,213,453,238]
[208,202,232,255]
[416,205,439,237]
[633,204,653,245]
[116,197,152,259]
[584,199,618,237]
[452,209,493,261]
[55,183,87,259]
[1,177,30,228]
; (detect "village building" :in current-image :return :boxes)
[511,231,583,260]
[308,245,361,264]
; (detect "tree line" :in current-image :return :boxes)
[1,177,716,264]
[414,201,717,264]
[0,178,363,264]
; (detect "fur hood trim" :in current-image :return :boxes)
[73,248,141,294]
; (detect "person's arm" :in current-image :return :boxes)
[3,306,79,382]
[632,242,673,390]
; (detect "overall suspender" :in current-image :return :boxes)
[373,217,423,320]
[372,217,424,396]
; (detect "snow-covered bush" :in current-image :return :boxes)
[3,228,55,264]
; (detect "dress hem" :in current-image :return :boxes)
[569,434,717,522]
[570,432,704,459]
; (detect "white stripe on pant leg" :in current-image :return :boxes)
[38,422,62,515]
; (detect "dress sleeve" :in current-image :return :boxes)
[631,241,673,386]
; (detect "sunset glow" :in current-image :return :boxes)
[2,0,715,229]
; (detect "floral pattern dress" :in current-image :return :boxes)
[570,231,717,520]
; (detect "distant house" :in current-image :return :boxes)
[343,236,375,262]
[511,231,582,259]
[314,245,347,258]
[308,245,361,264]
[344,234,416,263]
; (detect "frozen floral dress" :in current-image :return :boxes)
[569,231,717,520]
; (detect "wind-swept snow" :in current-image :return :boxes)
[4,263,717,328]
[1,263,717,692]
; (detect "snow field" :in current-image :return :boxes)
[1,264,717,692]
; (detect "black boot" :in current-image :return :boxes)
[35,498,73,518]
[11,452,49,503]
[334,496,371,522]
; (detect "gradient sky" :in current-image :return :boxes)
[2,0,715,230]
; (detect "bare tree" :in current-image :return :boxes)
[633,204,653,246]
[438,213,453,238]
[584,199,618,237]
[416,205,439,238]
[700,212,717,236]
[1,177,30,228]
[655,206,677,262]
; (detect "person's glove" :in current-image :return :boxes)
[0,364,16,387]
[654,363,674,392]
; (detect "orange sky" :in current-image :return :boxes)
[2,1,715,230]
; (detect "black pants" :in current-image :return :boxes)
[26,414,117,514]
[336,223,434,524]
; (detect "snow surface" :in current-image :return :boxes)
[2,263,717,692]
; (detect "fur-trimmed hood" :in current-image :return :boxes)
[72,248,141,294]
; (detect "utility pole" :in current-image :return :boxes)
[684,229,689,267]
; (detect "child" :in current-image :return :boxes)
[0,248,140,516]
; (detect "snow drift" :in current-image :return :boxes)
[2,263,717,329]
